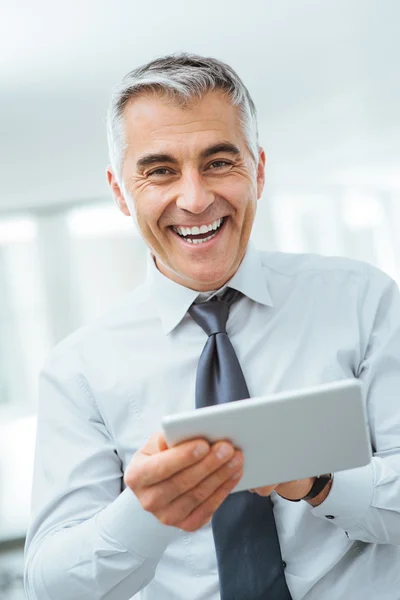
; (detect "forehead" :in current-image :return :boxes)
[122,90,245,161]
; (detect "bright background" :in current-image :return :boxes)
[0,0,399,596]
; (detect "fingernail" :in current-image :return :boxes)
[193,442,209,458]
[228,456,242,469]
[216,443,233,460]
[232,470,242,480]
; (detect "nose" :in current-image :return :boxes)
[175,170,215,214]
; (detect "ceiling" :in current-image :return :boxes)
[1,0,399,212]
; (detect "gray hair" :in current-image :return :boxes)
[106,53,259,184]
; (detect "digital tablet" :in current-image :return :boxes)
[161,379,372,493]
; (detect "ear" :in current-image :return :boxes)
[256,148,266,200]
[106,167,130,216]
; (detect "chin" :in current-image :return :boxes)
[158,254,237,290]
[182,268,232,291]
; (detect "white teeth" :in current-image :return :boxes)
[212,218,221,230]
[192,234,215,244]
[173,218,224,237]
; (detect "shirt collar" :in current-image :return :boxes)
[146,241,274,335]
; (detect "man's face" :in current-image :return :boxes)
[108,90,265,291]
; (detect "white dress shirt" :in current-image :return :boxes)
[24,243,400,600]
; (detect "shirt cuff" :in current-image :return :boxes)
[97,487,180,558]
[309,462,374,531]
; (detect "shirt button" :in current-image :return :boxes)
[325,515,335,519]
[282,561,287,569]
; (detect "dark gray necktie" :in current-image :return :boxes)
[189,289,292,600]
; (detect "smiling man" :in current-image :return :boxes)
[110,90,262,292]
[25,54,400,600]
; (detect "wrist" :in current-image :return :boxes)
[279,474,333,504]
[277,477,315,502]
[306,475,333,507]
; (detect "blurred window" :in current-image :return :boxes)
[67,203,147,324]
[0,217,50,413]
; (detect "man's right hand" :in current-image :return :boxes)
[124,433,243,532]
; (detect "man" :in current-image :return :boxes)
[24,54,400,600]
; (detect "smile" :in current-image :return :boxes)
[171,217,226,244]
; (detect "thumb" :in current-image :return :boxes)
[157,433,169,452]
[142,432,168,455]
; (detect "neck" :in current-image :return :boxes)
[152,255,235,292]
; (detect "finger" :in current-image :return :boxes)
[157,433,169,452]
[141,432,166,455]
[178,469,244,532]
[146,446,242,510]
[152,451,243,524]
[132,438,212,487]
[252,484,276,497]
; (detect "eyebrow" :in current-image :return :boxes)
[136,142,241,171]
[200,142,241,159]
[136,154,178,170]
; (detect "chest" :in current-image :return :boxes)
[90,296,362,470]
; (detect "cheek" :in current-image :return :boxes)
[134,189,169,227]
[217,176,256,209]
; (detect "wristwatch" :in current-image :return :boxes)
[284,474,333,502]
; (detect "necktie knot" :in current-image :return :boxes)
[189,288,239,337]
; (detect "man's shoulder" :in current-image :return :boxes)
[258,249,386,282]
[44,282,153,371]
[256,250,399,310]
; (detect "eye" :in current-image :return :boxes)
[147,167,174,177]
[207,160,232,171]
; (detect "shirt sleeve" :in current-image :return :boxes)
[310,266,400,545]
[24,350,179,600]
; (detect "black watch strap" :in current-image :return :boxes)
[284,474,332,502]
[302,473,332,501]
